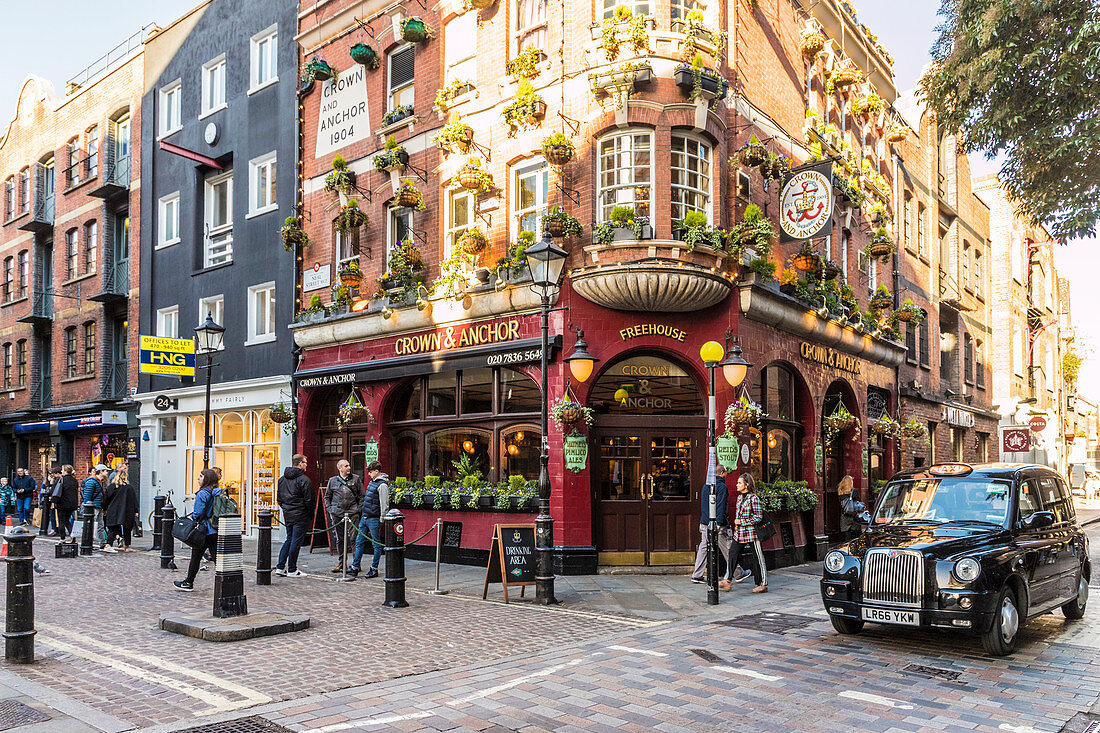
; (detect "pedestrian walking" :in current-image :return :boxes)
[82,465,113,553]
[838,475,865,540]
[55,465,80,540]
[0,478,15,527]
[103,469,139,551]
[38,469,56,535]
[690,464,733,586]
[13,468,35,526]
[729,473,768,594]
[347,460,389,579]
[275,454,314,578]
[173,469,223,592]
[324,459,365,573]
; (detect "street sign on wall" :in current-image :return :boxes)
[1001,427,1030,453]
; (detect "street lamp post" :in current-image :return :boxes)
[194,312,226,471]
[525,228,568,606]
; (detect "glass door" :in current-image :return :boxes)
[596,434,646,564]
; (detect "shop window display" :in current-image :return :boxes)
[748,364,803,483]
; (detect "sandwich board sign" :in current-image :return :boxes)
[482,523,536,603]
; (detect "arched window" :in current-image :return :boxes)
[590,354,703,415]
[748,363,804,482]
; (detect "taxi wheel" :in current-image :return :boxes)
[981,586,1020,656]
[1062,572,1088,620]
[830,615,864,635]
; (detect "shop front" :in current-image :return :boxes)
[7,410,135,482]
[136,376,292,536]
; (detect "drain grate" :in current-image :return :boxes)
[175,716,296,733]
[713,612,820,634]
[902,663,964,682]
[0,699,51,731]
[689,648,725,663]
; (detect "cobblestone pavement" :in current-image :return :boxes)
[4,514,1100,733]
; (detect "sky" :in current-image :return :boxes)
[0,1,1094,397]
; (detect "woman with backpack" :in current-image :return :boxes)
[103,469,138,551]
[173,469,222,592]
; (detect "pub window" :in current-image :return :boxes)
[964,333,974,385]
[388,45,414,111]
[748,363,803,483]
[514,0,547,52]
[918,319,930,368]
[83,321,96,375]
[670,134,711,223]
[386,367,543,482]
[1,343,10,390]
[590,354,703,416]
[513,161,548,241]
[597,130,652,223]
[445,188,473,259]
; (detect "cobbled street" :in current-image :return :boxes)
[0,511,1098,733]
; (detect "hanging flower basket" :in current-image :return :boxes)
[867,240,893,259]
[792,246,819,273]
[335,200,369,234]
[458,228,488,256]
[550,394,595,428]
[350,43,380,70]
[397,240,423,269]
[799,29,825,58]
[401,17,432,43]
[822,260,841,281]
[335,404,375,430]
[545,144,574,166]
[868,415,898,437]
[737,136,768,167]
[305,59,336,82]
[824,406,859,442]
[456,159,493,191]
[869,288,892,310]
[544,207,583,238]
[829,64,862,89]
[338,262,364,289]
[394,181,426,211]
[724,396,765,431]
[280,217,309,252]
[898,418,929,442]
[269,402,294,424]
[885,125,908,143]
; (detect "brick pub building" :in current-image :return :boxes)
[0,32,144,482]
[291,0,995,572]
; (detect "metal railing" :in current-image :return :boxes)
[30,194,54,227]
[101,259,130,296]
[102,361,128,400]
[65,27,147,92]
[27,290,53,319]
[30,378,51,410]
[102,154,131,190]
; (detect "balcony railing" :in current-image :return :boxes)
[17,193,54,233]
[88,155,130,198]
[16,290,53,325]
[101,361,128,400]
[89,259,129,303]
[30,378,51,411]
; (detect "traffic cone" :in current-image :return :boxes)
[0,515,13,558]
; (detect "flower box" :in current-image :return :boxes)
[673,68,727,101]
[591,222,654,243]
[590,65,653,92]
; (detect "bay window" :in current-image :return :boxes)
[597,130,652,222]
[670,134,711,222]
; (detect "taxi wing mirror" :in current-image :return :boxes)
[1022,511,1055,530]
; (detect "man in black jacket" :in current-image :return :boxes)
[275,454,314,578]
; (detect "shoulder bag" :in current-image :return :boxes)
[172,494,211,548]
[758,514,777,541]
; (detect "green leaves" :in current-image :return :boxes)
[920,0,1100,240]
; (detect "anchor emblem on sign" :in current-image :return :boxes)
[788,181,824,223]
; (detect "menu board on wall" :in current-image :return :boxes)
[252,447,280,527]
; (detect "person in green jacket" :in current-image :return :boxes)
[0,478,15,527]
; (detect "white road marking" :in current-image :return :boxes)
[39,637,236,715]
[839,690,915,710]
[449,658,588,705]
[607,644,669,657]
[998,725,1044,733]
[39,623,271,707]
[426,590,665,627]
[711,665,783,682]
[301,712,432,732]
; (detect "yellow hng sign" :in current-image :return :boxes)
[139,335,197,377]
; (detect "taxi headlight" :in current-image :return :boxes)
[824,551,846,573]
[953,558,981,583]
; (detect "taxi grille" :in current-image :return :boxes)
[862,548,924,606]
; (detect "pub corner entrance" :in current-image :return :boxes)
[588,353,706,566]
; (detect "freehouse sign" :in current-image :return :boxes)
[800,342,861,375]
[394,319,521,356]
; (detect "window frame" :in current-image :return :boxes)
[17,250,28,299]
[511,159,549,243]
[204,170,234,268]
[669,133,713,223]
[1,257,11,302]
[3,177,12,220]
[444,13,478,85]
[246,282,276,345]
[65,327,78,378]
[596,129,653,223]
[1,343,10,390]
[159,192,181,248]
[387,45,415,112]
[83,321,96,376]
[65,228,79,280]
[159,81,182,137]
[250,24,279,93]
[200,54,228,117]
[445,188,475,260]
[247,151,277,217]
[18,168,29,214]
[85,125,98,178]
[157,305,180,339]
[16,339,26,388]
[84,220,97,273]
[514,0,548,53]
[198,295,225,348]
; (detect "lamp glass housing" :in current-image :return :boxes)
[719,344,751,388]
[525,231,569,294]
[699,340,724,364]
[194,313,226,353]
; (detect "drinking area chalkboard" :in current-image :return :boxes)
[482,523,536,603]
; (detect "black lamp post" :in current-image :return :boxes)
[525,228,568,606]
[194,312,225,470]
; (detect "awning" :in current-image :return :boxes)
[294,336,561,388]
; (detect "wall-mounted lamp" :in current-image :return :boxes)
[564,329,599,383]
[415,285,431,312]
[381,306,394,319]
[720,335,751,388]
[142,431,150,442]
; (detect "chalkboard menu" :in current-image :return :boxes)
[442,521,463,549]
[482,523,536,603]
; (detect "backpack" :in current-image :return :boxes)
[207,491,239,529]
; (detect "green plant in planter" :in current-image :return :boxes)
[452,452,482,483]
[393,179,426,211]
[748,257,778,280]
[869,283,892,310]
[331,283,352,306]
[303,59,338,85]
[335,199,368,234]
[465,482,481,509]
[495,231,531,279]
[308,294,323,310]
[866,226,896,259]
[434,247,474,300]
[677,210,726,252]
[433,112,475,153]
[350,43,380,70]
[731,203,774,257]
[676,52,727,102]
[541,131,575,166]
[280,216,310,252]
[400,16,433,42]
[506,46,545,79]
[373,135,407,172]
[593,205,649,245]
[502,79,545,132]
[543,206,583,238]
[449,484,464,509]
[895,299,925,324]
[434,79,472,113]
[324,155,355,197]
[381,104,415,127]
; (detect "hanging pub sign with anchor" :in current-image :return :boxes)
[779,161,834,242]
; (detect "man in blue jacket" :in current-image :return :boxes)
[690,464,739,587]
[347,461,388,579]
[82,465,112,553]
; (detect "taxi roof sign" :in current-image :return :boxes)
[139,335,196,377]
[928,463,973,477]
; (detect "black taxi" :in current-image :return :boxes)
[821,463,1090,655]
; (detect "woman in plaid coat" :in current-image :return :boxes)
[730,473,768,593]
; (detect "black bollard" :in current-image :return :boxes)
[152,495,166,551]
[255,510,272,586]
[212,514,247,618]
[382,508,408,609]
[4,526,36,663]
[78,502,95,556]
[37,497,48,537]
[160,504,176,570]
